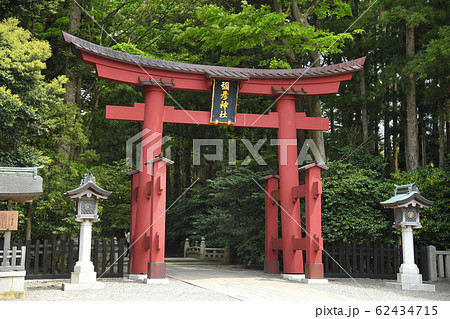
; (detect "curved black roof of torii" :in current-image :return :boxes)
[63,32,366,80]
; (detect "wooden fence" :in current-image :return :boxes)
[0,246,26,271]
[184,238,230,263]
[0,239,431,281]
[0,238,126,280]
[322,242,429,280]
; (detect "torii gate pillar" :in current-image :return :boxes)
[145,155,173,281]
[132,87,165,275]
[262,173,279,274]
[277,95,303,274]
[303,163,326,280]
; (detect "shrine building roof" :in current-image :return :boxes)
[0,167,43,202]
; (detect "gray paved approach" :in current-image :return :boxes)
[165,258,450,301]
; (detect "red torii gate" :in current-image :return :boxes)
[63,32,365,280]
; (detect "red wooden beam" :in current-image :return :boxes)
[272,238,283,251]
[106,103,145,121]
[106,103,329,130]
[293,237,308,251]
[271,189,280,202]
[292,184,306,201]
[293,236,323,251]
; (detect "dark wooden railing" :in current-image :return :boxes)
[0,239,428,281]
[0,238,126,280]
[322,242,428,280]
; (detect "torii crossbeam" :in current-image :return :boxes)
[63,32,365,280]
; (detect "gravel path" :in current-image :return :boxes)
[10,261,450,302]
[22,277,237,301]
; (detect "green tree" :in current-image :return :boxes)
[0,17,67,166]
[0,17,93,240]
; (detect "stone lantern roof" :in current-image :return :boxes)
[66,171,111,199]
[0,166,43,203]
[380,182,434,209]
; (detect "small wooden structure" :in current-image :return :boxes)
[0,166,43,298]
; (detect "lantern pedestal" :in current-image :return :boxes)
[386,226,435,292]
[62,221,104,291]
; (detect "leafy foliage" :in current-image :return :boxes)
[90,160,131,239]
[391,166,450,249]
[176,1,354,67]
[166,166,268,264]
[321,160,393,244]
[0,18,64,166]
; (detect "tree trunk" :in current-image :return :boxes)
[174,126,182,196]
[359,70,369,154]
[353,0,369,154]
[184,136,192,188]
[405,24,419,171]
[26,203,32,242]
[447,99,450,163]
[393,83,399,172]
[439,101,445,171]
[384,103,391,169]
[305,49,326,162]
[59,0,83,160]
[65,0,82,106]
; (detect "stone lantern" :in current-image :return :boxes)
[62,171,111,291]
[67,171,111,222]
[381,182,434,291]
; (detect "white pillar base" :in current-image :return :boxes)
[128,274,147,281]
[397,272,423,284]
[73,260,95,273]
[399,262,420,274]
[62,260,104,290]
[386,261,435,292]
[70,270,98,284]
[281,274,305,282]
[144,278,169,284]
[301,278,329,284]
[397,262,422,284]
[62,281,105,291]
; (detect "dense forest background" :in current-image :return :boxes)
[0,0,448,265]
